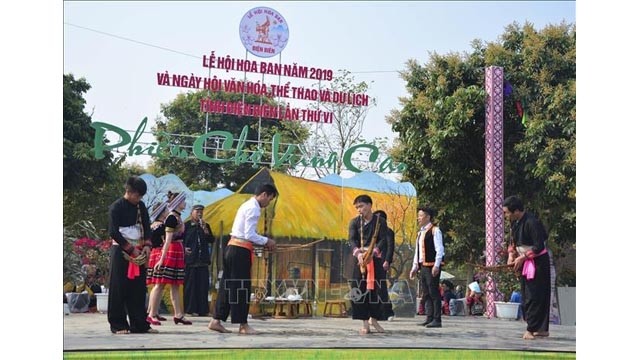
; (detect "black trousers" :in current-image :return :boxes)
[214,245,251,324]
[378,272,394,320]
[349,257,385,321]
[419,265,441,323]
[184,265,210,315]
[522,252,551,333]
[107,245,150,333]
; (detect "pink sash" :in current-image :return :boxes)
[522,248,548,280]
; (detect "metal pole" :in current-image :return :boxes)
[314,243,319,306]
[258,72,264,145]
[204,67,211,155]
[243,50,247,104]
[316,80,321,157]
[278,53,281,92]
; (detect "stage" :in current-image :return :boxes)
[63,312,575,356]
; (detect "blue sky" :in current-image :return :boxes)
[63,1,575,167]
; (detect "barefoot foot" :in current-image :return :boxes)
[369,319,385,333]
[238,324,258,335]
[114,329,130,335]
[523,331,536,340]
[208,320,231,333]
[533,331,549,337]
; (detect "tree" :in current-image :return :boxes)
[63,161,147,233]
[492,22,576,259]
[378,187,417,282]
[388,51,488,272]
[302,70,379,177]
[63,74,121,228]
[63,74,115,192]
[388,22,576,285]
[150,90,309,190]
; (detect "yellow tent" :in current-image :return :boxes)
[202,167,417,243]
[202,168,418,303]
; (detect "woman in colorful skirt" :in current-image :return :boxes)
[146,191,192,325]
[145,202,168,324]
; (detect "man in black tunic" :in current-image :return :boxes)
[348,195,389,335]
[107,176,156,334]
[372,209,395,321]
[503,195,551,340]
[183,204,215,316]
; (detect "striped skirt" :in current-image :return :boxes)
[146,242,185,285]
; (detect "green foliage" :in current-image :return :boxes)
[493,23,577,250]
[388,22,575,282]
[63,74,115,192]
[63,74,129,228]
[390,53,488,266]
[150,90,309,190]
[63,162,142,231]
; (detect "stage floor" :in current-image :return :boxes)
[63,312,575,353]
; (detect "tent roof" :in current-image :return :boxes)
[203,168,417,242]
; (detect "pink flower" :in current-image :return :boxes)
[73,237,111,284]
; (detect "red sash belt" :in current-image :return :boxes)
[127,262,140,279]
[365,248,382,290]
[229,238,255,266]
[112,239,145,280]
[366,261,375,290]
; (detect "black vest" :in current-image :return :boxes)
[421,226,444,266]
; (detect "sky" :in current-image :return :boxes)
[63,1,576,168]
[8,0,640,357]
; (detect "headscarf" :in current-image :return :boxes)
[167,192,187,213]
[149,202,168,222]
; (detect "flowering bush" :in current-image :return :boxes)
[73,236,111,285]
[63,220,110,286]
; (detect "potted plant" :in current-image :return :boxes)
[471,260,521,319]
[492,270,521,320]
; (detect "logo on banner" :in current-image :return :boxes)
[239,6,289,58]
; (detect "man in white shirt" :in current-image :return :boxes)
[208,183,278,335]
[409,206,445,328]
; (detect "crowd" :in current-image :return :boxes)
[69,175,550,341]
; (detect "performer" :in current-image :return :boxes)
[147,191,192,325]
[409,206,445,328]
[348,195,389,335]
[144,202,170,324]
[183,204,215,316]
[107,176,157,334]
[208,183,278,335]
[503,195,551,340]
[372,209,395,321]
